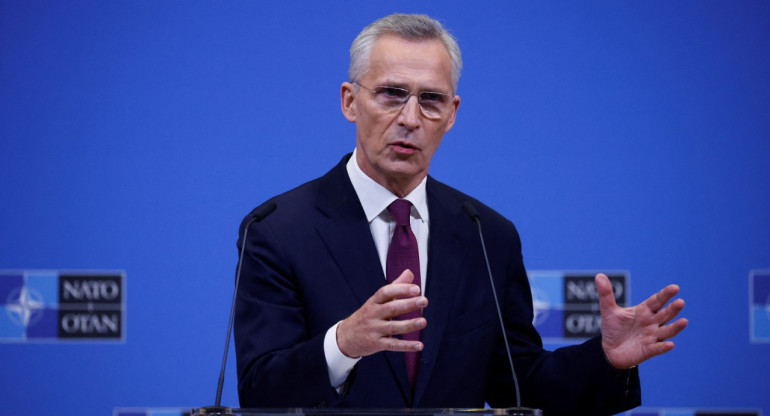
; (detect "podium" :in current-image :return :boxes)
[192,408,542,416]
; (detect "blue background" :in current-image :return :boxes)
[1,1,769,414]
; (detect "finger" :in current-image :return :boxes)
[373,281,421,305]
[654,298,685,325]
[656,317,688,341]
[595,274,618,314]
[373,269,418,302]
[382,296,429,319]
[645,340,676,359]
[644,284,680,313]
[382,316,428,336]
[375,284,422,304]
[382,337,424,352]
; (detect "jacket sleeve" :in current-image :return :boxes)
[484,219,641,415]
[233,213,345,408]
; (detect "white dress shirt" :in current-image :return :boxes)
[323,149,430,389]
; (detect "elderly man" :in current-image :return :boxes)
[234,13,686,415]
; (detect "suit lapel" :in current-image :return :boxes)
[313,156,412,403]
[413,178,473,405]
[314,156,385,307]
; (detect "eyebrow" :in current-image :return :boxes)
[377,80,451,94]
[377,80,410,89]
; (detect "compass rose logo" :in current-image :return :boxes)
[5,286,46,328]
[531,287,550,327]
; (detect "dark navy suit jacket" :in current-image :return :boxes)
[234,154,640,415]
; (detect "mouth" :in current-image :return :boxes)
[390,141,419,155]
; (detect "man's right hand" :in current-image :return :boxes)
[336,269,428,358]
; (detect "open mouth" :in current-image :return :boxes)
[391,141,418,154]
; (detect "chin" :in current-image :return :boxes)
[388,166,427,182]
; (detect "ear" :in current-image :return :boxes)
[443,95,461,133]
[341,82,357,122]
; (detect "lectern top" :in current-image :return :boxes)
[192,408,542,416]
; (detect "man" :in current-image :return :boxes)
[234,13,687,415]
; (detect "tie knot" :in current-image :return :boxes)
[388,199,412,227]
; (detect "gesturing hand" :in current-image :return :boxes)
[336,269,428,358]
[597,273,688,369]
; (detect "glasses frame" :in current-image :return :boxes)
[353,82,455,120]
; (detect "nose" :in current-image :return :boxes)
[397,95,421,129]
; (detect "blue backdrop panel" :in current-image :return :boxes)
[1,1,768,415]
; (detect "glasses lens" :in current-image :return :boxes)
[418,92,450,118]
[373,86,410,107]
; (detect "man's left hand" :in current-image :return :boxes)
[596,273,688,369]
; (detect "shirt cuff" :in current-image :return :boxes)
[324,321,361,389]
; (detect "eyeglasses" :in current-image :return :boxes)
[353,82,455,120]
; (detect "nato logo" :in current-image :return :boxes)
[749,269,770,343]
[0,270,125,342]
[528,270,628,344]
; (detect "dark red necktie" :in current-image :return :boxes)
[385,199,422,388]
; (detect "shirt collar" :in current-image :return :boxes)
[346,149,429,223]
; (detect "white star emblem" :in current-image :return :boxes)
[6,286,46,327]
[531,287,551,326]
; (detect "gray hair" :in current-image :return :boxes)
[349,13,462,93]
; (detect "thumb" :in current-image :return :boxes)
[595,273,618,314]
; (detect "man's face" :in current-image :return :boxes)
[341,34,460,197]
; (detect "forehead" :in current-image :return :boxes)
[364,35,454,92]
